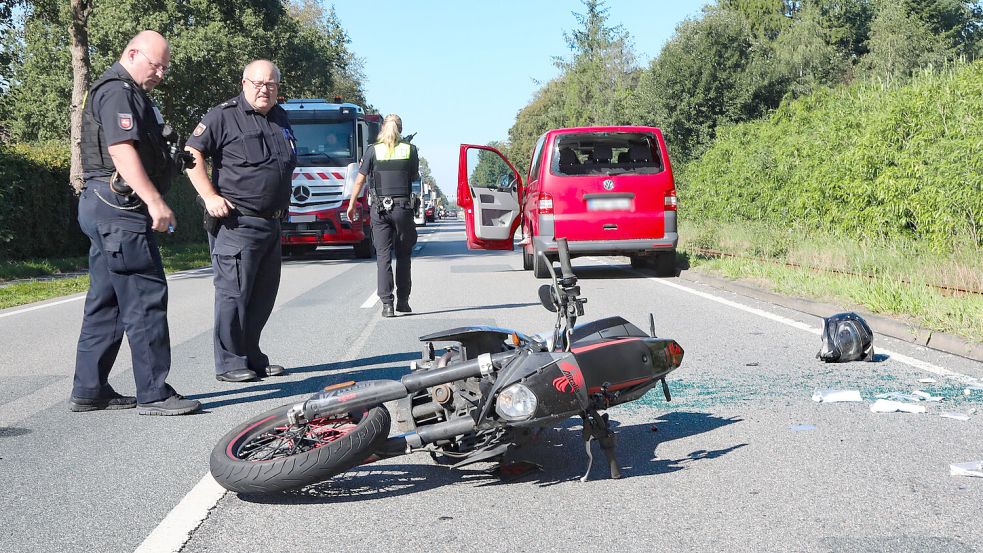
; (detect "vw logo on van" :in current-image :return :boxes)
[602,179,615,191]
[292,185,311,202]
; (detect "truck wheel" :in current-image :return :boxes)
[283,245,316,258]
[353,237,374,259]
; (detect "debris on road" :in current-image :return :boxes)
[918,378,937,384]
[790,424,816,431]
[940,412,971,421]
[875,392,923,402]
[812,389,862,403]
[950,461,983,478]
[869,399,926,414]
[911,390,942,402]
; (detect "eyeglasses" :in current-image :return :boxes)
[138,50,168,75]
[244,78,280,91]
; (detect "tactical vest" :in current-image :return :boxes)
[371,142,414,197]
[80,71,174,194]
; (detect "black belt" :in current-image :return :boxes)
[235,206,285,219]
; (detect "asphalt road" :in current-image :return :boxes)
[1,220,981,553]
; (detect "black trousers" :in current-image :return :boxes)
[208,216,281,374]
[73,180,173,404]
[371,204,417,304]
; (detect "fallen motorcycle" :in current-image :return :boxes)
[210,238,685,493]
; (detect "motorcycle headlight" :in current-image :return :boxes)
[495,383,537,421]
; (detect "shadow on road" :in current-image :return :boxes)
[233,411,743,504]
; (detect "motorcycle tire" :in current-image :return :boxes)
[210,403,391,494]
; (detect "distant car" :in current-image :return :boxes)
[456,126,678,278]
[424,206,435,223]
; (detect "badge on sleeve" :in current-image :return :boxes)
[118,113,133,130]
[193,123,207,137]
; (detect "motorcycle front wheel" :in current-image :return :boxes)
[210,403,391,494]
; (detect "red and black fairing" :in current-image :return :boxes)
[571,336,682,406]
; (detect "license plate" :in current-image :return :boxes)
[587,197,631,211]
[288,215,316,223]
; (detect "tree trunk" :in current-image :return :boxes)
[68,0,93,194]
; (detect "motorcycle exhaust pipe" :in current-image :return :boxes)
[371,416,478,458]
[297,351,516,421]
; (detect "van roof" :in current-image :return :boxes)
[546,125,662,135]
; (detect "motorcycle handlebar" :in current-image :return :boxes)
[556,238,575,281]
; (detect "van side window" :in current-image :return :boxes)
[528,135,547,183]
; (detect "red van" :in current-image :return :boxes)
[457,126,678,277]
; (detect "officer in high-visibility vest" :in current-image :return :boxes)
[347,114,420,318]
[72,30,200,415]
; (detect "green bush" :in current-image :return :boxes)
[0,141,205,261]
[677,61,983,252]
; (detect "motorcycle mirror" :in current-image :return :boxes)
[538,284,558,312]
[649,313,656,337]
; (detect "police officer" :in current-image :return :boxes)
[346,114,419,318]
[71,31,200,415]
[185,60,296,382]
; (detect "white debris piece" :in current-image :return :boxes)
[869,399,926,414]
[940,412,971,421]
[875,392,922,402]
[812,389,862,403]
[964,386,983,396]
[950,461,983,478]
[911,390,943,402]
[918,378,937,384]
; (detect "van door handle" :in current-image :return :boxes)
[603,224,618,230]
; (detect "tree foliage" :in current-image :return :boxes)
[0,0,366,144]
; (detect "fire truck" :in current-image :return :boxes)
[280,99,381,257]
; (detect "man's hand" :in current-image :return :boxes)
[146,197,176,233]
[203,193,234,218]
[346,203,358,222]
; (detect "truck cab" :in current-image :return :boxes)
[279,99,381,258]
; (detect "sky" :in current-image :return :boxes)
[330,1,710,202]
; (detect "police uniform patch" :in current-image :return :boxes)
[193,123,207,137]
[118,113,133,130]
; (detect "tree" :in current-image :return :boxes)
[68,0,93,191]
[860,0,952,84]
[773,1,850,96]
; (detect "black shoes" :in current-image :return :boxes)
[215,368,259,382]
[69,391,137,412]
[136,394,201,416]
[395,299,412,313]
[381,304,395,318]
[256,364,286,377]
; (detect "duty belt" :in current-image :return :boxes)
[376,196,410,214]
[236,206,286,220]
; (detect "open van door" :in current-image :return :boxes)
[457,144,522,250]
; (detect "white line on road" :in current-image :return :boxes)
[360,292,378,308]
[132,472,227,553]
[646,272,981,385]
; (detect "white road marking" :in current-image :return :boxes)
[360,292,378,308]
[0,267,214,320]
[132,472,227,553]
[647,272,981,385]
[135,307,383,551]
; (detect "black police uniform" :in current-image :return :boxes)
[185,94,296,375]
[73,62,177,404]
[358,142,420,306]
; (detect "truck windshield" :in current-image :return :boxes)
[291,121,356,167]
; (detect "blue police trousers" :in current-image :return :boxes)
[208,216,281,374]
[73,182,173,404]
[371,204,417,305]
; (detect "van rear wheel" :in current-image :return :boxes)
[653,252,677,277]
[532,249,551,279]
[522,245,533,271]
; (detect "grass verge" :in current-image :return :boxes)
[0,242,211,310]
[679,220,983,344]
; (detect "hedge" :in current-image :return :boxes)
[677,61,983,252]
[0,141,206,261]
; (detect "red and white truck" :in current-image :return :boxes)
[280,99,381,257]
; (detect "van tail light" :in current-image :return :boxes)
[664,189,677,211]
[537,193,554,215]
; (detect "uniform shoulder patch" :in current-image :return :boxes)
[118,113,133,130]
[220,100,238,109]
[193,123,207,137]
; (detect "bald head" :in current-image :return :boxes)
[120,30,170,91]
[241,59,281,115]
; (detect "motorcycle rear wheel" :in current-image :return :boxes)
[210,403,391,494]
